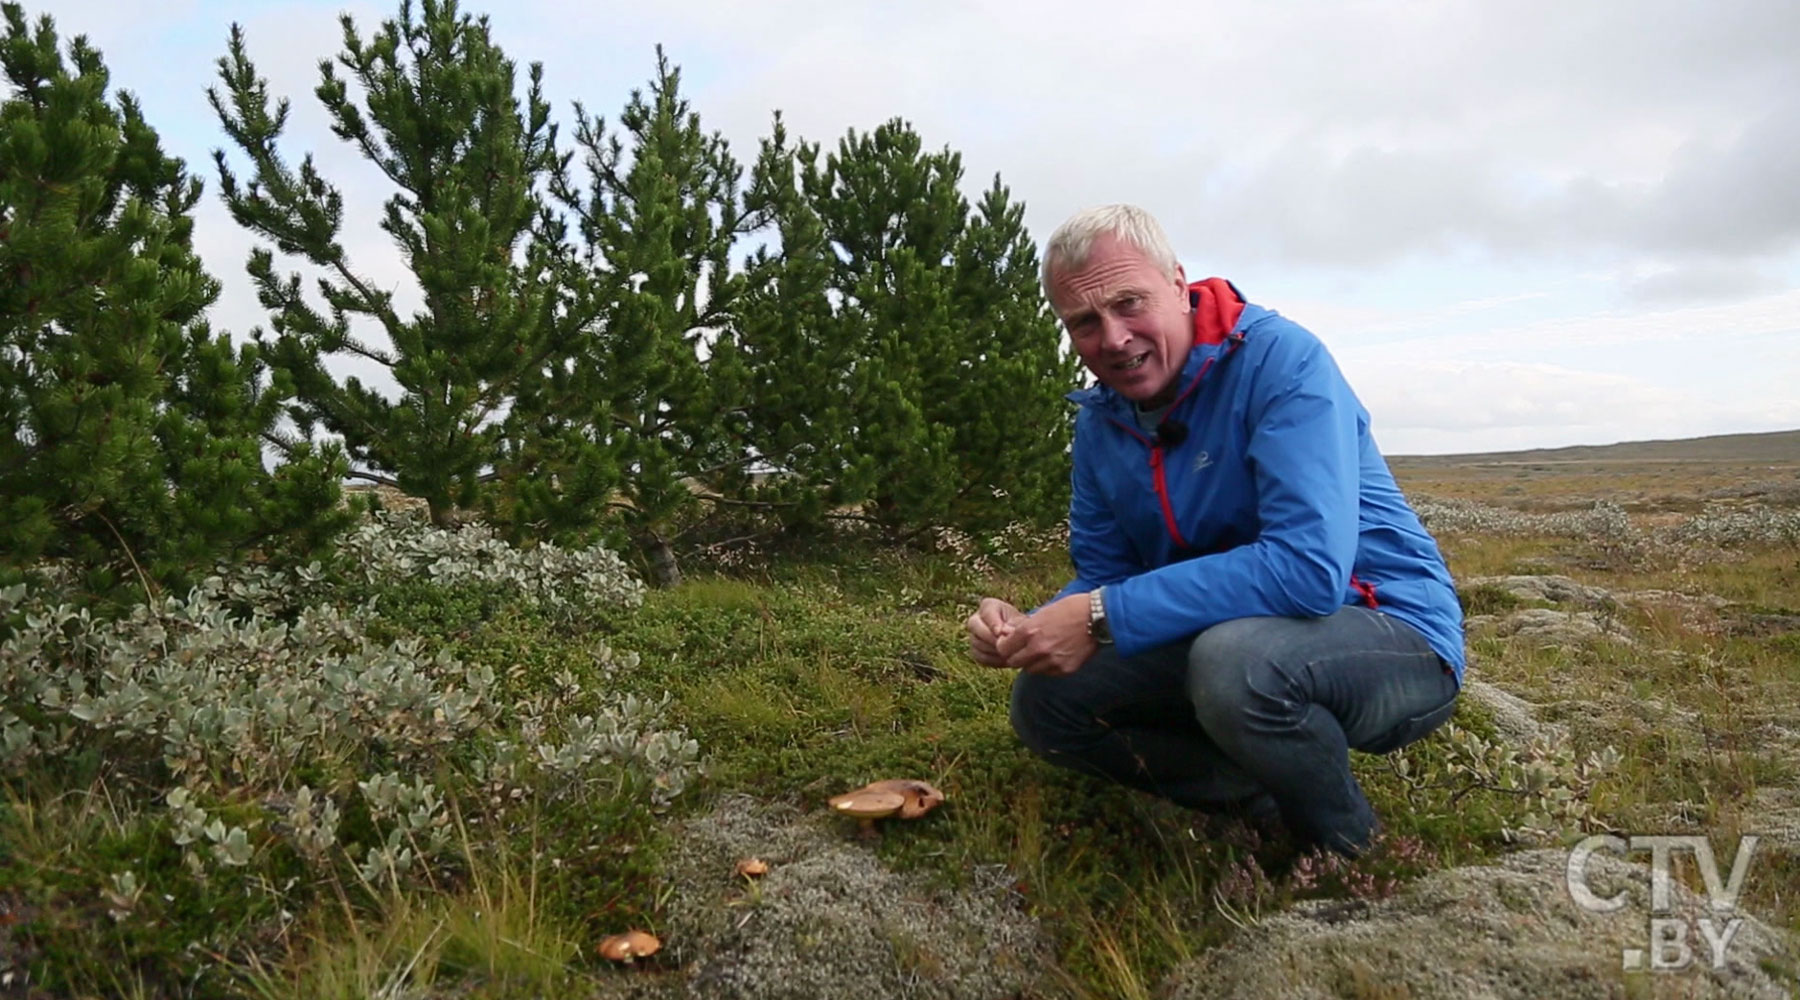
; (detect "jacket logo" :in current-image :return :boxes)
[1192,450,1212,472]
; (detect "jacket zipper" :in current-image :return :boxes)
[1101,344,1237,551]
[1147,446,1188,549]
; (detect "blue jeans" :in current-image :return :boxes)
[1008,606,1458,856]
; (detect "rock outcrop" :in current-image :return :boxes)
[1467,607,1638,647]
[1160,848,1799,999]
[1465,574,1619,610]
[1460,679,1567,746]
[590,794,1053,1000]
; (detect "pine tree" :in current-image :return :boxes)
[944,178,1080,530]
[732,115,864,526]
[0,3,348,594]
[209,0,603,533]
[738,118,1076,541]
[551,50,748,586]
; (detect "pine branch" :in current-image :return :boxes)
[326,258,405,339]
[335,329,397,367]
[690,453,762,479]
[692,492,797,511]
[344,467,401,489]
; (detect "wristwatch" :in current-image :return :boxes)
[1088,587,1113,644]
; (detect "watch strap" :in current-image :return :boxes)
[1088,587,1113,644]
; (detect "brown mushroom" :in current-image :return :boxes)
[827,788,906,835]
[597,929,662,962]
[855,778,946,819]
[735,857,770,878]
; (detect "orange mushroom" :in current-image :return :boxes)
[827,788,906,835]
[597,929,661,962]
[855,778,946,819]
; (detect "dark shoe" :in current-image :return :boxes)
[1316,813,1383,860]
[1192,792,1292,856]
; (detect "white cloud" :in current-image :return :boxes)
[1348,357,1800,454]
[529,0,1800,267]
[1348,359,1677,432]
[29,0,1800,454]
[1334,288,1800,453]
[1340,287,1800,361]
[1618,260,1789,306]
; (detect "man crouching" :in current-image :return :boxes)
[966,204,1464,857]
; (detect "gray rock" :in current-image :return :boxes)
[1620,589,1730,611]
[1160,848,1799,1000]
[1467,608,1637,647]
[1461,679,1567,746]
[1746,786,1800,846]
[604,794,1053,1000]
[1465,575,1619,609]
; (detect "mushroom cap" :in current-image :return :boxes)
[597,929,662,961]
[828,788,906,819]
[735,857,770,877]
[856,779,946,819]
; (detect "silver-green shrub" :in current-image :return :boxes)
[1412,497,1641,541]
[0,582,499,779]
[1660,502,1800,549]
[1390,723,1621,845]
[338,511,646,621]
[1412,496,1800,563]
[0,514,694,886]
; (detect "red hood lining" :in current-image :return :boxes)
[1188,277,1245,347]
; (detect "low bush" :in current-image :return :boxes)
[0,514,692,996]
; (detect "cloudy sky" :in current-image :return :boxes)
[41,0,1800,454]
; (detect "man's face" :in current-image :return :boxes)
[1048,233,1192,406]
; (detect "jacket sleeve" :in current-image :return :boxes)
[1047,415,1141,605]
[1105,329,1362,656]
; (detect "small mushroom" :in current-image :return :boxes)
[597,929,662,963]
[855,778,945,819]
[827,788,906,835]
[735,857,770,878]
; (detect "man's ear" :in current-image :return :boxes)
[1173,264,1188,306]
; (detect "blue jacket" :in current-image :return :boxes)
[1051,281,1466,683]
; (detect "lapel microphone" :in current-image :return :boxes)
[1155,421,1188,448]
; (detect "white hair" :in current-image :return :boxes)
[1040,204,1180,294]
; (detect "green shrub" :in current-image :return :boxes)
[0,514,687,995]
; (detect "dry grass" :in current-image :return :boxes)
[1395,447,1800,957]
